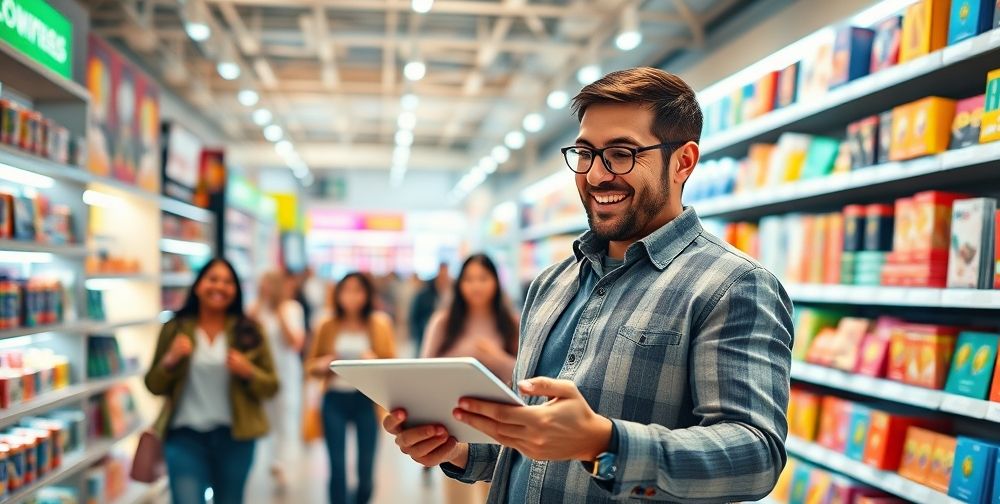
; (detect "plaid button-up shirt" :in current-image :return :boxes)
[445,207,794,503]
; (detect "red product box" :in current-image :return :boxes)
[863,412,943,470]
[806,327,840,367]
[831,317,873,372]
[817,395,853,453]
[856,317,905,377]
[990,350,1000,402]
[825,212,845,284]
[888,324,958,389]
[913,191,971,253]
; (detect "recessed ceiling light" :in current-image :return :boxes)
[237,89,259,107]
[252,108,272,126]
[491,145,510,164]
[522,113,545,133]
[546,90,570,110]
[395,130,414,147]
[404,61,426,81]
[398,112,417,130]
[412,0,434,13]
[217,62,241,80]
[401,94,419,110]
[275,140,294,156]
[263,124,283,142]
[479,157,499,174]
[577,64,601,85]
[504,131,526,150]
[616,31,642,51]
[185,22,211,42]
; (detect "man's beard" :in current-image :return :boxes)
[583,182,669,242]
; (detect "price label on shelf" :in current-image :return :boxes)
[882,475,906,496]
[941,289,981,308]
[940,395,990,419]
[942,39,975,63]
[877,288,907,305]
[906,288,942,306]
[985,403,1000,424]
[850,169,880,186]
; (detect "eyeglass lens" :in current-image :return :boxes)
[564,147,635,174]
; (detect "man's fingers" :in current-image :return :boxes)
[454,409,506,440]
[416,437,459,467]
[457,399,528,425]
[407,433,450,458]
[398,424,446,448]
[383,410,406,434]
[518,377,577,398]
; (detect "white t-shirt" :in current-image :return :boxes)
[328,330,371,392]
[257,300,305,380]
[172,328,232,431]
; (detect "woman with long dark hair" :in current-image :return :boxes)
[145,258,279,504]
[307,272,396,504]
[420,254,519,504]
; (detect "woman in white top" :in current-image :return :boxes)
[421,254,519,504]
[250,270,306,491]
[145,258,278,504]
[308,272,396,504]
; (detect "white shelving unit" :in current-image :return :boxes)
[785,437,962,504]
[160,272,195,288]
[0,369,143,430]
[784,284,1000,309]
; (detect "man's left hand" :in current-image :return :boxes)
[454,377,613,462]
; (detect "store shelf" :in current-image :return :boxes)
[785,436,961,504]
[160,197,214,223]
[0,143,93,185]
[790,362,1000,423]
[786,284,1000,309]
[90,317,161,333]
[694,142,1000,219]
[86,273,155,282]
[112,476,169,504]
[0,369,143,430]
[522,217,588,241]
[701,29,1000,159]
[160,238,213,257]
[0,38,90,102]
[0,321,92,341]
[8,424,144,504]
[160,272,196,288]
[0,239,88,257]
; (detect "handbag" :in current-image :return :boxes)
[130,429,165,483]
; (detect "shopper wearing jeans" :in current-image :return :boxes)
[145,258,279,504]
[308,272,396,504]
[421,254,519,504]
[384,67,794,503]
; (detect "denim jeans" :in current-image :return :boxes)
[163,426,256,504]
[322,390,378,504]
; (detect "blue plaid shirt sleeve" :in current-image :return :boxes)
[440,443,502,483]
[604,267,793,502]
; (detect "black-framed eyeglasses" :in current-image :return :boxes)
[560,142,686,175]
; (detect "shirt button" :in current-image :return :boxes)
[632,486,643,496]
[645,487,657,497]
[596,287,606,296]
[567,354,576,364]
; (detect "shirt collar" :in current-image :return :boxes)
[572,206,703,271]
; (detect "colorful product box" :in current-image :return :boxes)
[948,0,996,44]
[798,41,835,104]
[945,332,999,399]
[908,97,958,159]
[864,204,895,251]
[951,95,987,150]
[830,317,872,372]
[844,205,867,252]
[929,434,959,493]
[818,396,852,453]
[772,457,796,502]
[878,110,895,164]
[864,412,923,470]
[899,426,939,484]
[993,450,1000,504]
[900,0,953,63]
[889,103,914,161]
[848,116,880,169]
[856,317,905,377]
[947,198,998,289]
[806,327,840,367]
[806,469,833,504]
[991,348,1000,402]
[789,461,814,504]
[914,191,970,253]
[825,213,845,285]
[888,324,958,389]
[831,26,876,87]
[776,63,799,109]
[845,405,873,461]
[794,307,844,361]
[789,388,822,441]
[801,137,841,179]
[996,1,1000,28]
[949,437,998,504]
[981,68,1000,143]
[871,16,903,73]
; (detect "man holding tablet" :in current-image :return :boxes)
[384,67,793,503]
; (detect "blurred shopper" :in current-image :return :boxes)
[250,271,306,492]
[394,273,421,343]
[307,272,396,504]
[421,254,518,504]
[300,266,327,354]
[145,258,279,504]
[408,262,452,354]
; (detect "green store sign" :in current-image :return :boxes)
[1,0,73,79]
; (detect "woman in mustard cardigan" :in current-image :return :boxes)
[308,272,396,504]
[145,258,279,504]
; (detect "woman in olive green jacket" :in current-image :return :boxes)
[145,258,279,504]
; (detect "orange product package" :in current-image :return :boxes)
[806,327,840,368]
[789,388,822,441]
[926,434,958,493]
[899,0,952,63]
[989,351,1000,402]
[825,212,845,285]
[887,323,958,389]
[830,317,873,372]
[889,102,915,161]
[817,395,853,453]
[908,97,958,158]
[898,426,939,485]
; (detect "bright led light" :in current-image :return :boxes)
[263,125,283,142]
[292,164,310,178]
[522,113,545,133]
[160,238,212,257]
[217,62,241,80]
[275,140,294,156]
[393,146,411,164]
[82,190,124,209]
[398,112,417,130]
[237,89,259,107]
[504,131,526,150]
[395,130,414,147]
[0,163,54,188]
[479,157,498,174]
[412,0,434,13]
[616,31,642,51]
[85,278,130,290]
[252,108,272,126]
[546,90,570,109]
[491,145,510,164]
[577,64,602,85]
[0,251,53,264]
[401,94,419,110]
[404,61,426,81]
[185,22,211,42]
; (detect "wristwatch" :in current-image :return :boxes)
[590,451,618,482]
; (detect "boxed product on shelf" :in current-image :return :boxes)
[864,411,936,470]
[887,323,958,390]
[910,97,959,159]
[981,68,1000,143]
[789,459,814,504]
[776,62,799,109]
[831,26,876,87]
[899,0,952,63]
[789,388,822,441]
[871,16,903,73]
[88,386,136,439]
[993,451,1000,504]
[848,115,880,169]
[772,457,796,502]
[86,335,126,379]
[766,133,812,184]
[792,307,845,361]
[948,0,996,44]
[899,426,943,485]
[12,195,40,241]
[952,95,987,149]
[800,136,840,179]
[818,395,852,453]
[884,191,968,287]
[0,349,71,408]
[857,317,904,377]
[87,453,129,503]
[879,110,895,164]
[830,317,872,371]
[945,332,1000,399]
[845,404,874,461]
[949,437,998,503]
[947,197,998,289]
[865,204,895,251]
[992,351,1000,402]
[798,37,834,103]
[0,101,70,164]
[930,434,960,493]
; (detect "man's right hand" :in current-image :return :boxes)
[383,409,468,469]
[162,334,193,369]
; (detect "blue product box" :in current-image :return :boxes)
[948,0,996,44]
[993,450,1000,504]
[831,26,876,87]
[944,332,1000,399]
[845,405,872,461]
[949,437,998,504]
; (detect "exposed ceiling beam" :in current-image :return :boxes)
[219,1,260,55]
[673,0,705,47]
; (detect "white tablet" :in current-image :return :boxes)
[329,357,525,444]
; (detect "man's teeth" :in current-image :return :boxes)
[595,194,627,204]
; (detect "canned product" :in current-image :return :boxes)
[17,109,34,152]
[0,443,9,498]
[36,118,50,157]
[15,435,36,484]
[50,126,69,163]
[0,100,18,146]
[25,420,63,468]
[12,429,49,476]
[0,437,25,491]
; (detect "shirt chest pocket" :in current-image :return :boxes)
[617,326,682,346]
[612,326,685,369]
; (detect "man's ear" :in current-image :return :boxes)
[673,141,700,187]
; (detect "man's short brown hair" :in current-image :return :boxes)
[572,67,703,144]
